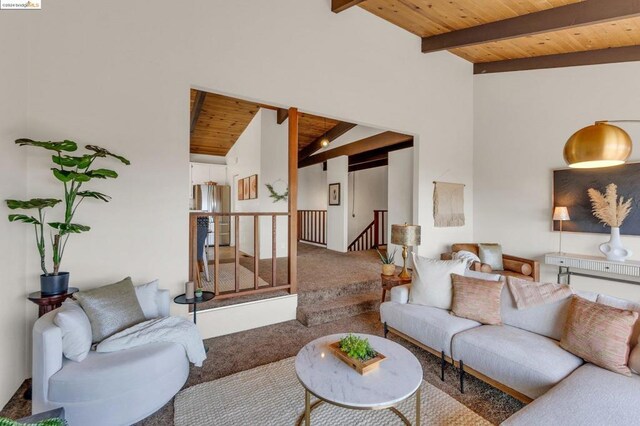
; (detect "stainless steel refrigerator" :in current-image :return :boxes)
[193,184,231,246]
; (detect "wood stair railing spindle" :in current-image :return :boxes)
[214,215,220,296]
[235,215,240,293]
[272,214,277,287]
[254,215,260,290]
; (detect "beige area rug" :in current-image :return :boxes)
[174,357,490,426]
[202,263,270,293]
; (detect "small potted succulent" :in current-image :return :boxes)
[376,248,397,276]
[6,139,129,295]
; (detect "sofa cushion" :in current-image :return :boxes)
[48,342,186,403]
[451,274,504,325]
[452,325,583,399]
[380,301,480,357]
[502,363,640,425]
[561,295,638,376]
[500,285,572,341]
[409,255,466,310]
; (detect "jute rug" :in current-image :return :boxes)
[174,357,490,425]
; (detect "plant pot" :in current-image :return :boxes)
[381,264,396,276]
[599,227,632,262]
[40,272,70,296]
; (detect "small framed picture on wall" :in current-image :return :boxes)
[244,178,250,200]
[249,174,258,199]
[238,179,244,201]
[328,183,340,206]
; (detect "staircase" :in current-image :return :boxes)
[296,279,381,327]
[348,209,387,252]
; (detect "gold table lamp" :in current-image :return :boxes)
[391,224,421,279]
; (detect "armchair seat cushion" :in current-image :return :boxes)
[502,363,640,425]
[49,342,186,403]
[381,301,480,357]
[452,325,583,399]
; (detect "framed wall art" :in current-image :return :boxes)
[328,183,341,206]
[249,174,258,199]
[552,162,640,236]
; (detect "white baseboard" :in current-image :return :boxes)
[190,294,298,339]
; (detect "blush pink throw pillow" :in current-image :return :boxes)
[561,295,638,376]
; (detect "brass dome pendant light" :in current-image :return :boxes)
[564,120,637,169]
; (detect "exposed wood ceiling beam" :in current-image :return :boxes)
[299,131,413,168]
[474,45,640,74]
[298,121,357,161]
[421,0,640,53]
[190,91,206,134]
[349,158,388,173]
[332,0,365,13]
[277,108,289,124]
[348,140,413,165]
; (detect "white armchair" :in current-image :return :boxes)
[32,288,189,426]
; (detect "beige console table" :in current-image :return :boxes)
[545,253,640,286]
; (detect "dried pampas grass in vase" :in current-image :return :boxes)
[587,183,633,262]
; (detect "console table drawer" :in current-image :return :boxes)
[545,253,640,278]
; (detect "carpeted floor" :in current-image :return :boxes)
[0,312,523,424]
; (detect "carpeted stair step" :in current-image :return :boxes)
[297,279,381,305]
[296,292,380,327]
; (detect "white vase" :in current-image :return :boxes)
[599,227,632,262]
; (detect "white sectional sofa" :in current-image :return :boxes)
[32,287,190,426]
[381,283,640,424]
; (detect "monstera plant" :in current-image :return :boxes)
[6,139,129,295]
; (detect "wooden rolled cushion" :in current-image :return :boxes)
[503,259,533,276]
[478,263,493,273]
[440,252,454,261]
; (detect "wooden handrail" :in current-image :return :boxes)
[298,210,327,246]
[189,211,291,300]
[348,210,388,252]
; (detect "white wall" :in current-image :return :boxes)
[347,166,388,243]
[474,62,640,301]
[388,148,415,266]
[0,14,29,407]
[326,157,349,252]
[10,0,474,388]
[298,164,327,211]
[258,109,289,259]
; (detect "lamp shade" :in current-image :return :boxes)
[391,224,421,246]
[553,206,570,221]
[564,122,632,169]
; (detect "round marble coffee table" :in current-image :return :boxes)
[295,333,423,425]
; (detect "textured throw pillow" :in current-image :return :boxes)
[478,243,504,270]
[409,254,466,310]
[135,279,160,319]
[452,250,481,269]
[75,277,146,343]
[507,276,573,310]
[597,294,640,348]
[561,295,638,376]
[451,273,504,325]
[53,300,92,362]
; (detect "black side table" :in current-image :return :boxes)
[173,291,214,324]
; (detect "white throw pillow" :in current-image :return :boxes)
[53,300,92,362]
[135,279,160,319]
[453,250,481,269]
[409,254,466,310]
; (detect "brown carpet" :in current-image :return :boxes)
[1,312,523,425]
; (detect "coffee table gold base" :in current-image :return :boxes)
[296,387,421,426]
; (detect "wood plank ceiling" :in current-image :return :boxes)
[335,0,640,72]
[190,89,346,156]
